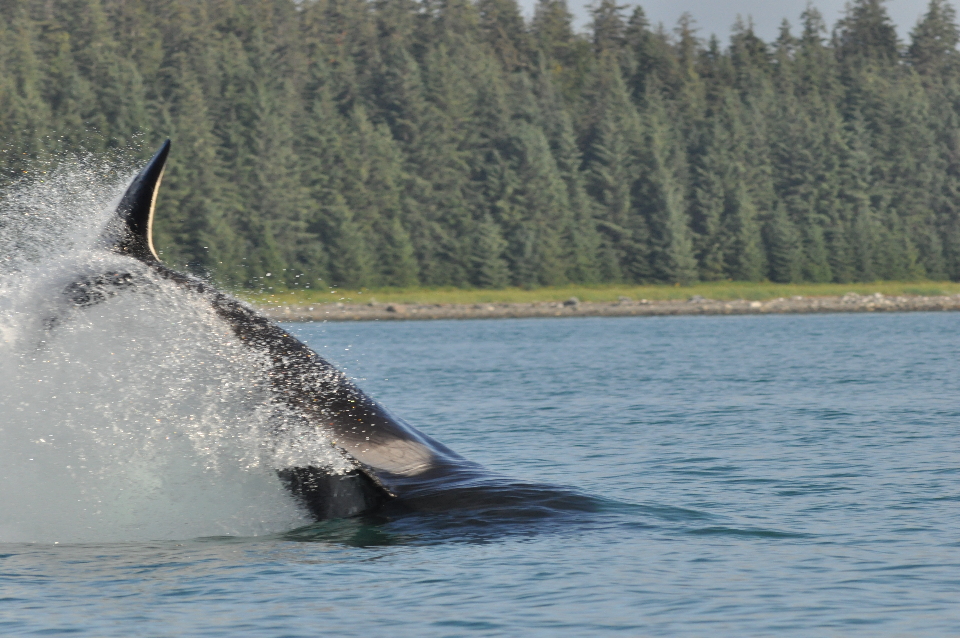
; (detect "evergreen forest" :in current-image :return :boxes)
[3,0,960,289]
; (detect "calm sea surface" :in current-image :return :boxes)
[4,312,960,636]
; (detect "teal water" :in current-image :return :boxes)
[4,312,960,636]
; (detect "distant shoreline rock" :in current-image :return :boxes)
[259,293,960,322]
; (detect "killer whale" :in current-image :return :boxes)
[61,140,494,521]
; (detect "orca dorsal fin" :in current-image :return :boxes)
[111,140,170,263]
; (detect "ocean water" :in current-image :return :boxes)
[3,311,960,636]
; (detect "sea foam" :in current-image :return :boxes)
[0,157,338,543]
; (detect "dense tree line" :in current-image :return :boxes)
[2,0,960,288]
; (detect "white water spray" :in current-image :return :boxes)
[0,157,348,543]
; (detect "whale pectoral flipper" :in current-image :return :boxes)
[278,467,390,520]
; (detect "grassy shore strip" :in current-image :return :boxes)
[243,281,960,307]
[258,293,960,322]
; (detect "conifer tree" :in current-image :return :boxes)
[477,0,531,70]
[638,90,697,283]
[689,121,728,281]
[908,0,960,74]
[835,0,900,66]
[532,0,590,100]
[511,120,569,285]
[764,203,803,282]
[470,213,510,287]
[534,61,599,282]
[590,0,627,55]
[0,2,52,174]
[583,54,643,281]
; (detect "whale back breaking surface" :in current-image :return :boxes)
[81,140,477,520]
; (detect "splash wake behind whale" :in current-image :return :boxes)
[0,144,591,544]
[0,153,326,541]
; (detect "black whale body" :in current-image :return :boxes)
[62,140,579,522]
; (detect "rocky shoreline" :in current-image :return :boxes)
[259,292,960,322]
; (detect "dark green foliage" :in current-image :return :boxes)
[835,0,900,65]
[3,0,960,287]
[909,0,960,74]
[765,204,803,283]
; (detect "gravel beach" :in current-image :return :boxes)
[259,292,960,322]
